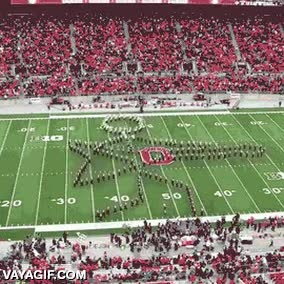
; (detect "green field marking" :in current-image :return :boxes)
[0,228,35,241]
[212,115,261,212]
[178,115,228,214]
[113,173,149,221]
[122,121,153,220]
[1,112,284,229]
[143,118,181,218]
[0,120,13,226]
[191,116,235,213]
[205,114,284,212]
[35,120,50,225]
[0,121,12,152]
[108,134,125,221]
[87,118,123,222]
[67,119,94,224]
[37,119,67,225]
[64,119,69,223]
[231,114,284,209]
[0,113,49,119]
[8,120,49,227]
[266,113,284,133]
[249,114,284,154]
[248,114,284,207]
[145,118,181,217]
[160,116,205,216]
[164,115,233,215]
[6,120,31,227]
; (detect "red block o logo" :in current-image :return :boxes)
[139,147,175,166]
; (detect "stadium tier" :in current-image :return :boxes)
[0,13,283,97]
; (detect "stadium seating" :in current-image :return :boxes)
[180,17,237,74]
[129,18,183,72]
[1,216,284,283]
[0,80,21,97]
[270,272,284,284]
[19,16,71,76]
[23,76,76,97]
[0,14,283,97]
[137,76,192,94]
[74,16,127,74]
[78,77,135,95]
[233,18,284,73]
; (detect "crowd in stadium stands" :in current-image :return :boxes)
[233,18,283,73]
[129,18,183,72]
[1,215,284,283]
[20,17,71,76]
[73,16,127,75]
[0,14,283,98]
[77,77,136,96]
[181,17,237,74]
[137,76,193,94]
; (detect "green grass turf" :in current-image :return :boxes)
[0,111,284,230]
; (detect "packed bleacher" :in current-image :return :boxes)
[0,13,283,98]
[181,17,237,74]
[233,18,283,74]
[129,17,183,72]
[1,215,284,283]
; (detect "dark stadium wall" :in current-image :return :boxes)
[0,0,10,14]
[1,0,283,22]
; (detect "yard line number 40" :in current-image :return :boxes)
[214,190,235,197]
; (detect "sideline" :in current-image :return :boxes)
[0,211,283,233]
[1,110,284,121]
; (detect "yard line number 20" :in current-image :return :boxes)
[0,200,22,207]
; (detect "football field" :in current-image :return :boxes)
[1,110,284,230]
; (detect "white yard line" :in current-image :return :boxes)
[48,110,284,120]
[64,119,70,224]
[111,159,125,221]
[50,111,231,120]
[249,114,284,153]
[35,119,50,225]
[5,120,31,227]
[266,114,284,133]
[107,133,125,221]
[213,115,261,213]
[145,120,180,217]
[180,159,208,215]
[0,120,12,157]
[2,110,284,122]
[85,118,96,222]
[123,122,153,219]
[177,116,208,215]
[231,114,284,209]
[195,115,235,214]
